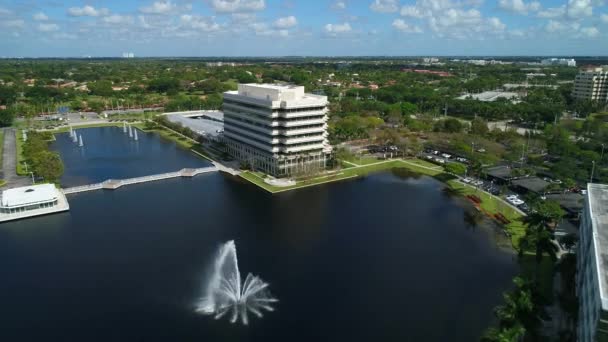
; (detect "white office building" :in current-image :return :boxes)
[222,84,332,177]
[541,58,576,67]
[0,184,69,222]
[577,183,608,342]
[573,66,608,102]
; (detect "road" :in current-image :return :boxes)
[1,128,30,189]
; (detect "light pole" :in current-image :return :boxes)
[590,161,596,184]
[29,172,35,185]
[601,143,605,161]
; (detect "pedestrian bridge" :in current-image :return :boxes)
[62,166,218,195]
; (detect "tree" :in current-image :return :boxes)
[0,108,15,127]
[434,118,463,133]
[148,77,181,94]
[30,151,64,182]
[445,162,466,176]
[470,118,489,135]
[483,277,540,341]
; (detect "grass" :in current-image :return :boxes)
[135,123,198,149]
[15,131,25,175]
[446,179,526,248]
[240,159,441,194]
[52,122,124,133]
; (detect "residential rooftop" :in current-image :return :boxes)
[511,177,550,194]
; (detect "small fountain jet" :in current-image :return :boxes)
[195,240,277,325]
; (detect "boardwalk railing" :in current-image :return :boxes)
[62,166,217,195]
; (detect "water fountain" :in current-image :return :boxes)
[128,124,133,138]
[123,122,127,133]
[78,134,83,147]
[134,129,138,141]
[195,240,277,325]
[72,130,78,143]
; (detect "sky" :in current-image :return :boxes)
[0,0,607,57]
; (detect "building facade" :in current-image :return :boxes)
[222,84,331,177]
[541,58,576,67]
[577,183,608,342]
[573,66,608,102]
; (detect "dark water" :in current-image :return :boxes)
[0,170,518,341]
[51,126,211,187]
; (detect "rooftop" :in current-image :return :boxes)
[511,177,550,194]
[1,184,59,208]
[224,83,327,108]
[545,192,584,214]
[457,91,520,102]
[485,165,514,180]
[587,183,608,310]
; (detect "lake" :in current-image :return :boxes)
[0,127,518,341]
[51,126,211,187]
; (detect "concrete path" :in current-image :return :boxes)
[1,128,30,189]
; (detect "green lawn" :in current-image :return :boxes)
[135,123,197,149]
[15,131,25,175]
[446,179,526,247]
[240,159,441,193]
[52,122,124,133]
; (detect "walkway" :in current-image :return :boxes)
[1,128,30,189]
[62,166,218,195]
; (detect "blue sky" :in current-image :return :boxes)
[0,0,607,57]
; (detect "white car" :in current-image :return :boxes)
[462,178,472,183]
[441,153,452,159]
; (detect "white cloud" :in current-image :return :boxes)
[102,15,134,25]
[68,5,109,17]
[487,17,506,31]
[53,32,78,40]
[566,0,593,19]
[537,6,566,18]
[33,12,48,21]
[211,0,265,13]
[580,26,599,37]
[274,16,297,28]
[400,6,425,18]
[601,13,608,23]
[392,19,423,33]
[231,13,257,22]
[139,1,177,14]
[38,23,59,32]
[370,0,399,13]
[397,0,508,39]
[324,22,352,36]
[1,19,24,29]
[180,15,221,31]
[498,0,540,15]
[545,19,581,33]
[0,7,12,16]
[332,1,347,10]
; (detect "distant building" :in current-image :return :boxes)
[0,184,69,222]
[222,84,331,177]
[457,91,520,103]
[122,52,135,58]
[573,66,608,102]
[541,58,576,67]
[577,183,608,342]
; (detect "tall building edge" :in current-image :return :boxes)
[221,83,332,177]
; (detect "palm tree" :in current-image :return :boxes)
[481,325,525,342]
[484,277,539,341]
